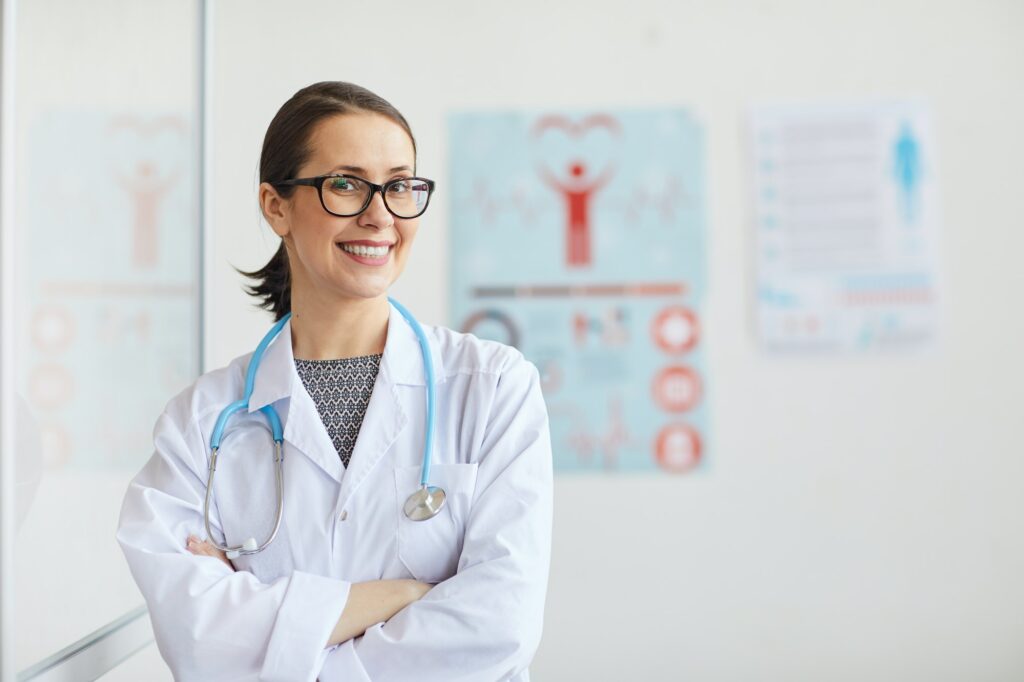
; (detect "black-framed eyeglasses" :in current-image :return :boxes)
[272,174,436,219]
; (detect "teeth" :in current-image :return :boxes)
[340,243,390,258]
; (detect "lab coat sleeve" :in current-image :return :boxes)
[117,392,351,682]
[319,354,554,682]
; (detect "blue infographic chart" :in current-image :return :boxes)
[449,110,707,474]
[749,101,940,352]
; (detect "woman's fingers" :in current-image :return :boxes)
[186,534,235,570]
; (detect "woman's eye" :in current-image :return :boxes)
[387,180,411,194]
[329,177,358,192]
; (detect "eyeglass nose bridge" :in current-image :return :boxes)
[360,182,392,218]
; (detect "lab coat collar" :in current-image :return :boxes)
[378,300,445,388]
[244,300,440,486]
[247,300,443,414]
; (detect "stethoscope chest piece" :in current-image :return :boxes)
[404,485,447,521]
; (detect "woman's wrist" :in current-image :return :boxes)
[328,579,431,647]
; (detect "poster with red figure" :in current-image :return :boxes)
[449,110,707,474]
[21,112,198,471]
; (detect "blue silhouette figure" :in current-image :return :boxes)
[893,122,921,224]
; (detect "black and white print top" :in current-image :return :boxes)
[294,353,383,468]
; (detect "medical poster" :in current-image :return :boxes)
[449,110,707,474]
[749,100,941,352]
[19,112,198,470]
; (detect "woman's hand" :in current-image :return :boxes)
[328,579,433,646]
[186,535,235,571]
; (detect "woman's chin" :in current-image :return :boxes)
[331,280,393,302]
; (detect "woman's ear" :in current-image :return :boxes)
[259,182,291,238]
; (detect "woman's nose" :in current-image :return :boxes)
[359,190,394,229]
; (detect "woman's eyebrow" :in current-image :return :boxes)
[330,164,413,174]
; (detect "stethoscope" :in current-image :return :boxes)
[203,297,446,560]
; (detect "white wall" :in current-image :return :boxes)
[200,1,1024,680]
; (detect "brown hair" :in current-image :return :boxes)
[240,81,416,320]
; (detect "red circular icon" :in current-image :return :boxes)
[651,365,702,413]
[651,305,699,354]
[654,424,702,473]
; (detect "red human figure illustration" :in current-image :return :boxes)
[110,116,185,269]
[539,161,614,267]
[116,160,179,268]
[533,114,620,267]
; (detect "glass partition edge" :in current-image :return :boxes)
[199,0,211,373]
[0,0,18,679]
[16,607,151,682]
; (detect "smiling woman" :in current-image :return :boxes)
[116,81,553,682]
[257,109,422,358]
[242,84,428,359]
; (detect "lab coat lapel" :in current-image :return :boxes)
[336,302,431,508]
[284,381,345,483]
[247,320,344,483]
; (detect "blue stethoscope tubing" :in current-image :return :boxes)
[203,297,443,560]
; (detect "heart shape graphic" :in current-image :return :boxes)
[107,115,188,183]
[531,114,621,190]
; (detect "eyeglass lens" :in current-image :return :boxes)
[321,176,430,218]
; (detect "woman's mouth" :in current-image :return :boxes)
[337,241,393,265]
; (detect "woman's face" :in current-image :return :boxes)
[264,112,419,305]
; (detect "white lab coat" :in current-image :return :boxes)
[117,301,553,681]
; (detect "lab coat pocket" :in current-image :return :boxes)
[394,462,479,583]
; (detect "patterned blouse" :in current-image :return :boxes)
[294,353,383,468]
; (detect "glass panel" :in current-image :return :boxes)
[98,643,173,682]
[13,0,199,671]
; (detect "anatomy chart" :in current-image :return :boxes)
[749,101,941,352]
[20,112,198,470]
[449,110,707,474]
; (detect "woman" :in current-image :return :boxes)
[117,82,553,682]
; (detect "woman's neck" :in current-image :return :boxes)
[289,292,390,361]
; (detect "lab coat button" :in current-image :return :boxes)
[339,510,348,521]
